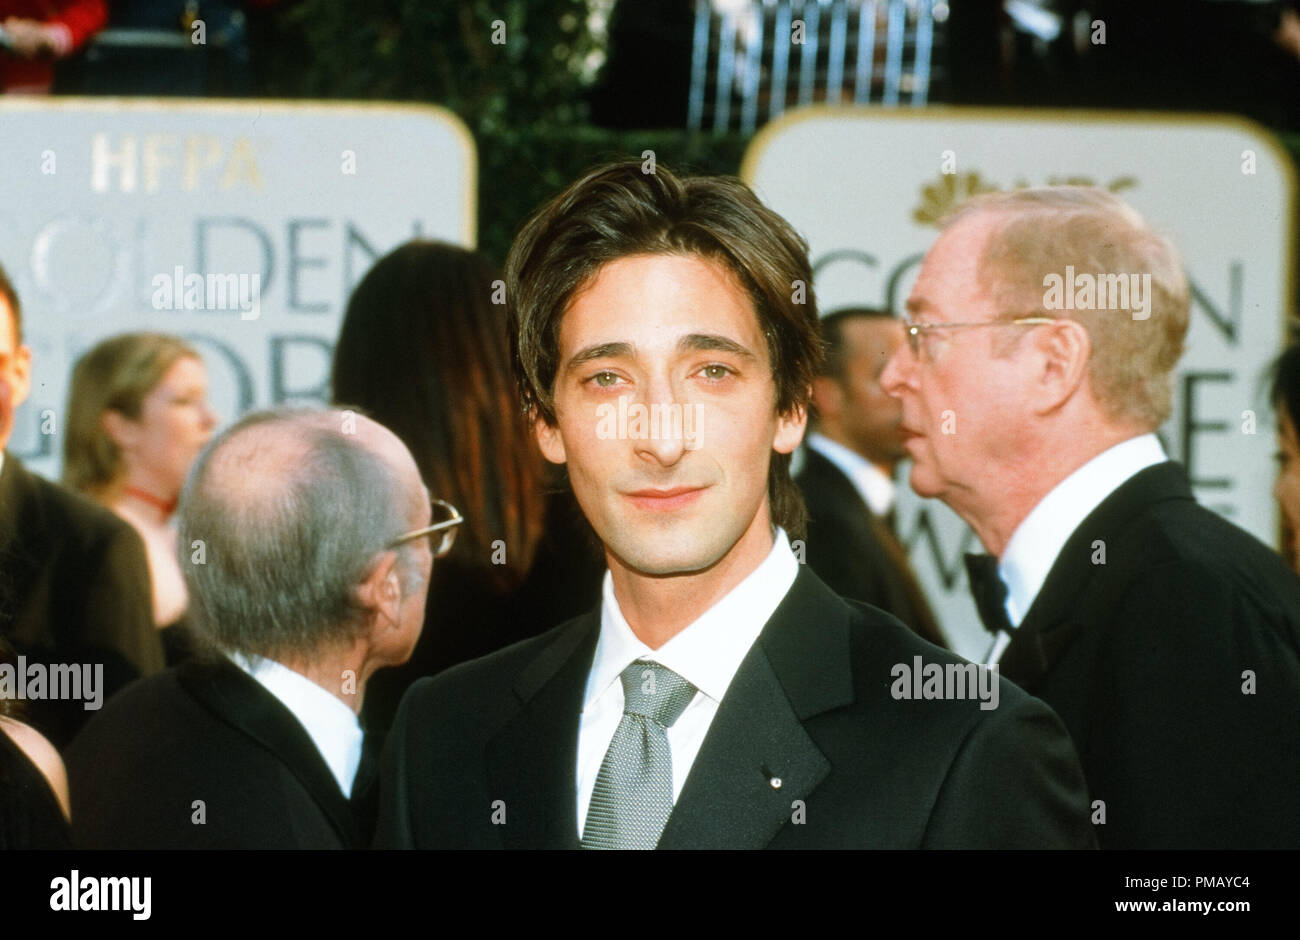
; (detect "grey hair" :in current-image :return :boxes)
[944,186,1190,428]
[177,405,422,662]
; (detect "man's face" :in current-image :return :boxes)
[358,416,434,664]
[536,252,805,578]
[1274,408,1300,574]
[879,215,1035,508]
[0,297,32,452]
[824,317,907,467]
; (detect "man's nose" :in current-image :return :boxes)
[880,343,913,398]
[632,377,690,467]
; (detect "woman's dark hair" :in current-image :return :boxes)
[332,241,545,589]
[1271,340,1300,428]
[505,160,823,539]
[0,635,22,720]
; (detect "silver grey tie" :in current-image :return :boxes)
[581,662,698,850]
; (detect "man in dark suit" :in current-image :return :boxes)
[0,264,161,748]
[376,161,1096,849]
[66,407,441,847]
[881,185,1300,848]
[798,307,945,646]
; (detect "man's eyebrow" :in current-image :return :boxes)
[565,342,634,371]
[678,333,759,362]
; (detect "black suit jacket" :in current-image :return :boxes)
[0,455,162,748]
[796,447,946,647]
[376,567,1096,848]
[996,461,1300,848]
[66,658,363,848]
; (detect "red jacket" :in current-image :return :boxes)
[1,0,107,93]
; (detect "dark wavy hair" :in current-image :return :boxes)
[505,161,823,539]
[1271,340,1300,428]
[0,635,23,720]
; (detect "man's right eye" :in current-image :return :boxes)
[591,371,622,388]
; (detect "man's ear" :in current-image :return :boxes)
[533,411,567,465]
[1034,319,1091,416]
[7,344,31,409]
[355,550,402,631]
[810,375,842,423]
[773,399,809,455]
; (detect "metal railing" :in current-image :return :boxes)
[687,0,944,133]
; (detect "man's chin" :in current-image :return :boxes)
[907,464,944,499]
[604,532,730,579]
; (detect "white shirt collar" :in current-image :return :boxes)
[585,527,800,708]
[806,432,896,517]
[1000,433,1167,626]
[228,651,364,798]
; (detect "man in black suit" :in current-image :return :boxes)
[0,264,161,748]
[66,407,441,847]
[376,161,1096,849]
[798,307,946,646]
[881,185,1300,848]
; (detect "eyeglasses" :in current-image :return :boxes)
[386,498,463,558]
[901,316,1057,356]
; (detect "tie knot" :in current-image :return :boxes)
[619,662,697,728]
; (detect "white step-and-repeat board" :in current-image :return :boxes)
[1,98,475,480]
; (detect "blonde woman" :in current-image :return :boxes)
[63,333,218,662]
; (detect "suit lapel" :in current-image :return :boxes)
[178,658,361,847]
[659,568,852,849]
[485,614,598,849]
[802,449,946,647]
[0,457,44,631]
[999,461,1195,689]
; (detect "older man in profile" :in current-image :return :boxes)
[881,186,1300,848]
[66,406,451,848]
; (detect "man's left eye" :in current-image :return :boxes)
[698,364,732,380]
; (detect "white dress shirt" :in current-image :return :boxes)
[229,652,365,797]
[985,433,1167,664]
[806,431,896,517]
[576,527,800,837]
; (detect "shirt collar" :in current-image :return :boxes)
[806,432,896,516]
[585,527,800,709]
[1000,433,1166,626]
[228,651,364,798]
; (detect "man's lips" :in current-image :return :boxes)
[623,486,708,511]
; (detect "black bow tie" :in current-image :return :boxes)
[964,553,1014,636]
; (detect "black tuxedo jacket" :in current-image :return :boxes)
[66,658,363,849]
[376,567,1096,848]
[0,454,162,747]
[996,461,1300,848]
[796,447,946,647]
